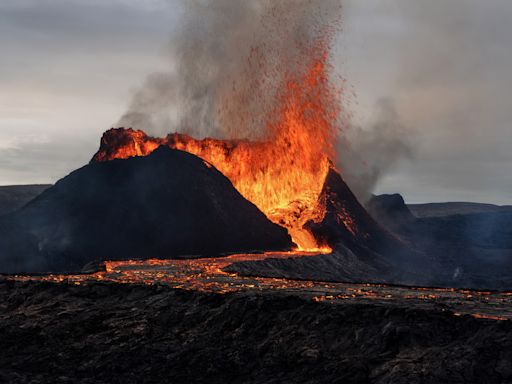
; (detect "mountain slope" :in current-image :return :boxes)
[0,185,51,216]
[0,147,293,273]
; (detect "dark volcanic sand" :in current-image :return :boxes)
[0,280,511,384]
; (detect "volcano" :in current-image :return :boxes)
[0,125,410,275]
[0,147,293,273]
[0,24,411,274]
[92,128,408,264]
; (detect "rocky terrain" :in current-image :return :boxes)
[0,281,512,384]
[228,194,512,290]
[0,279,511,384]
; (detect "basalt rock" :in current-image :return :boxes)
[0,280,510,384]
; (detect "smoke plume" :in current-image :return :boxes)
[118,0,342,140]
[338,98,415,202]
[117,0,416,201]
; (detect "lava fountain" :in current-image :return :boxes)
[93,33,344,251]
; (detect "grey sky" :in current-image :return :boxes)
[1,0,511,204]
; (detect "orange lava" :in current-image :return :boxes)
[11,253,512,321]
[93,36,342,251]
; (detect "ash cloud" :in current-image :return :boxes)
[117,0,342,139]
[340,0,512,204]
[117,0,418,204]
[338,98,415,203]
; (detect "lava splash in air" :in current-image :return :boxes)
[93,33,344,251]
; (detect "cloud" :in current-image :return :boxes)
[339,0,512,203]
[338,98,416,202]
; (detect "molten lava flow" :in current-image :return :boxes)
[93,41,341,252]
[12,257,512,321]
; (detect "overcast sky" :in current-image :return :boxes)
[1,0,511,204]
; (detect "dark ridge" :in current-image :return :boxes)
[0,184,51,216]
[409,201,512,218]
[366,194,416,230]
[306,168,415,264]
[0,147,293,273]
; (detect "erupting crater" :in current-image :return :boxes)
[93,48,344,252]
[93,127,335,252]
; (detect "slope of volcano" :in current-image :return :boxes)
[0,147,293,273]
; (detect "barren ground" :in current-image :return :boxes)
[1,279,512,384]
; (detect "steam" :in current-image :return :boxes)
[118,0,342,140]
[338,98,415,202]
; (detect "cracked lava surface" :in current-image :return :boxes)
[5,251,512,322]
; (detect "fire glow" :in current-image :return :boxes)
[12,255,512,321]
[93,37,344,251]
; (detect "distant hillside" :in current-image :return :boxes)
[408,202,512,218]
[0,185,51,216]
